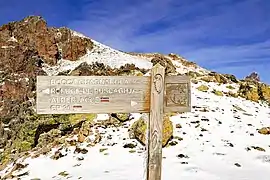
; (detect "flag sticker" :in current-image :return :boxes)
[73,105,82,108]
[100,97,110,102]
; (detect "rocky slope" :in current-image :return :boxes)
[0,16,270,179]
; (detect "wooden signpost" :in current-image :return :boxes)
[36,64,191,180]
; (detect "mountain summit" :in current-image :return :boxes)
[245,71,261,82]
[1,16,270,180]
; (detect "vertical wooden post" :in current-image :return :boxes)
[147,63,165,180]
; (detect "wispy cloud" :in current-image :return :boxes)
[68,0,270,82]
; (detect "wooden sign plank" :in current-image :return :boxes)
[147,64,165,180]
[36,76,151,114]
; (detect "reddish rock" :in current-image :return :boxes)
[0,15,95,121]
[0,15,93,67]
[56,28,93,61]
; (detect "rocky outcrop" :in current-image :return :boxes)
[259,84,270,102]
[0,16,93,67]
[0,113,97,169]
[0,76,40,122]
[151,54,176,74]
[55,27,93,61]
[199,72,239,84]
[0,15,96,164]
[238,81,270,103]
[0,15,95,120]
[245,72,260,82]
[69,62,147,76]
[200,72,229,84]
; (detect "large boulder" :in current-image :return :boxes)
[129,115,173,147]
[258,127,270,135]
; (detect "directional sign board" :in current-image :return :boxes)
[36,76,151,114]
[36,75,191,114]
[36,64,191,180]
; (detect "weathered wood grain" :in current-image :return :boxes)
[36,76,151,114]
[147,64,165,180]
[164,75,191,113]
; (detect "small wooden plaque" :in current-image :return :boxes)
[164,75,191,113]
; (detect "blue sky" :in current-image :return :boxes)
[1,0,270,83]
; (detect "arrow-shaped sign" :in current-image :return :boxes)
[41,88,50,94]
[131,101,138,107]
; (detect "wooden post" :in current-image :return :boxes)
[146,64,165,180]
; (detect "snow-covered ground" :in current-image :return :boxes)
[1,80,270,180]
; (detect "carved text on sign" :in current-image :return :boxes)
[50,96,101,104]
[165,83,189,107]
[49,87,140,95]
[50,78,140,85]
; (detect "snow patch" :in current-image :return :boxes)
[8,36,18,42]
[1,46,15,49]
[71,30,88,39]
